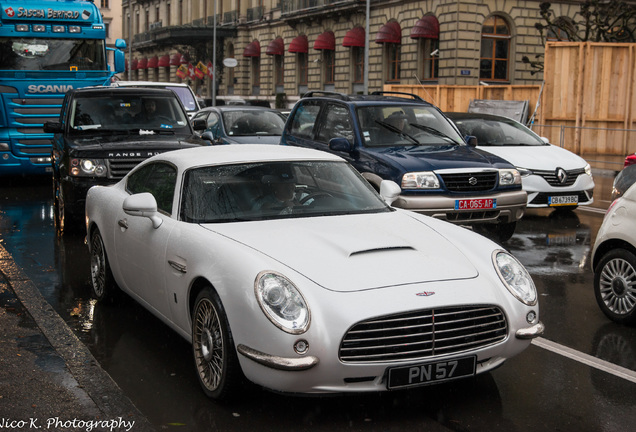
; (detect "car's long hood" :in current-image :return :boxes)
[64,134,203,156]
[364,144,513,172]
[478,144,589,171]
[225,135,281,145]
[205,212,479,292]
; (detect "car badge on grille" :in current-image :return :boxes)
[556,168,567,184]
[416,291,435,297]
[468,176,478,185]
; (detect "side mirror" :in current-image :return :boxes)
[115,38,127,49]
[329,137,353,153]
[113,48,126,74]
[541,137,550,144]
[192,118,206,131]
[465,135,478,147]
[379,180,402,206]
[200,131,215,143]
[43,121,62,133]
[122,192,163,229]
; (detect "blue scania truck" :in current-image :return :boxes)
[0,0,125,176]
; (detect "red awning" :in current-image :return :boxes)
[314,31,335,50]
[243,40,261,57]
[375,21,401,44]
[158,54,170,67]
[343,27,365,47]
[147,56,158,68]
[266,37,284,56]
[289,35,308,53]
[130,58,138,70]
[411,16,440,39]
[169,53,181,66]
[137,57,148,69]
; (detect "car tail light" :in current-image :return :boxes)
[625,154,636,167]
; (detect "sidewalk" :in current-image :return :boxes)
[0,244,155,432]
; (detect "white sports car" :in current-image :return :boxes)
[86,145,544,399]
[447,112,595,210]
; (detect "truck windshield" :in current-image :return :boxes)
[0,37,106,71]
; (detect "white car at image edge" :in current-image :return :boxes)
[85,144,544,399]
[591,165,636,324]
[447,112,595,210]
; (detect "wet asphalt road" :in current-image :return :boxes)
[1,174,635,432]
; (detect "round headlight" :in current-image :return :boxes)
[255,271,310,334]
[493,250,537,305]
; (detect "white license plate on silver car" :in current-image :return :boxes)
[386,356,476,389]
[548,195,578,206]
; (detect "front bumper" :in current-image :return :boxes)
[392,190,528,224]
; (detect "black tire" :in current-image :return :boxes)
[53,178,66,234]
[89,228,118,302]
[594,249,636,325]
[192,287,242,400]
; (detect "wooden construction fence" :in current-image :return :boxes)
[385,42,636,156]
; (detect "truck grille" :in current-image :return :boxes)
[339,305,507,363]
[439,172,498,192]
[106,158,147,179]
[533,168,585,187]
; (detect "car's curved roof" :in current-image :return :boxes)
[148,144,344,170]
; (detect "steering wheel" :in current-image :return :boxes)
[300,192,333,205]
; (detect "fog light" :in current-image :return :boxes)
[294,339,309,355]
[526,311,537,324]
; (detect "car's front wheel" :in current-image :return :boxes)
[192,287,242,399]
[89,228,117,302]
[594,249,636,325]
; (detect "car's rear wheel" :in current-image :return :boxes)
[192,287,241,399]
[90,228,117,302]
[594,249,636,325]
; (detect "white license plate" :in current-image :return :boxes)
[548,195,578,206]
[387,356,476,389]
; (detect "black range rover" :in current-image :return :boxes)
[44,86,207,232]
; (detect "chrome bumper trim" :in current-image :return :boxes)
[237,344,319,371]
[515,322,545,339]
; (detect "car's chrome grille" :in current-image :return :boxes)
[106,158,147,179]
[339,305,507,363]
[439,172,498,192]
[533,168,585,187]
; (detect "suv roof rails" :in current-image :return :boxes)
[302,91,351,101]
[370,91,425,101]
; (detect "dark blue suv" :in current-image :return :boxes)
[280,91,527,241]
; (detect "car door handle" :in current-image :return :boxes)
[118,219,128,229]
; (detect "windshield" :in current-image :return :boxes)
[0,37,106,71]
[451,117,546,146]
[164,86,198,112]
[222,110,286,136]
[181,161,392,223]
[357,105,464,147]
[68,95,190,134]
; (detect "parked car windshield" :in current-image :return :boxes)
[357,105,464,147]
[68,95,190,134]
[452,117,547,146]
[222,110,286,137]
[181,160,392,223]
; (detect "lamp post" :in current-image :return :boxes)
[364,0,369,95]
[212,0,217,106]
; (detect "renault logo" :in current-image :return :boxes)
[468,176,478,185]
[556,168,567,184]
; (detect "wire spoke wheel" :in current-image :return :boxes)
[193,298,224,391]
[90,233,107,299]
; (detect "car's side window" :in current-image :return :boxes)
[289,102,321,139]
[126,162,177,215]
[316,103,354,144]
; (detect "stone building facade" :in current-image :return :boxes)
[123,0,583,106]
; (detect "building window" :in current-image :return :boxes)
[298,52,308,85]
[275,54,284,86]
[144,9,149,33]
[104,22,110,39]
[420,38,439,80]
[166,2,171,26]
[101,0,109,8]
[252,57,260,87]
[353,47,364,83]
[324,50,335,84]
[386,43,401,82]
[480,15,511,81]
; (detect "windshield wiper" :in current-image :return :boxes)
[408,124,458,143]
[375,120,419,144]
